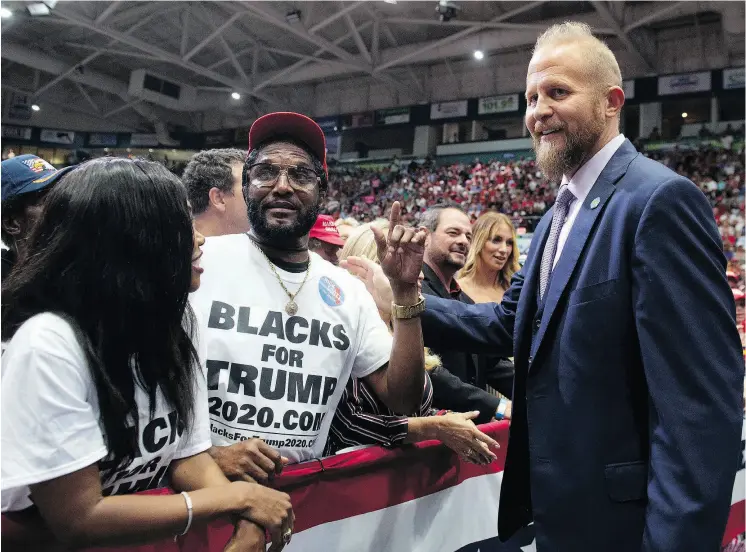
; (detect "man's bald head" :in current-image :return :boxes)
[533,22,622,94]
[525,21,626,181]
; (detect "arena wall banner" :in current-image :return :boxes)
[325,134,341,159]
[431,100,469,120]
[203,131,233,147]
[375,107,411,125]
[1,125,32,140]
[39,128,76,145]
[8,93,32,121]
[658,71,712,95]
[314,116,340,134]
[129,133,160,147]
[88,133,118,147]
[723,67,745,90]
[478,94,519,115]
[4,421,744,552]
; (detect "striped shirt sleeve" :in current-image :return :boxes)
[326,373,434,455]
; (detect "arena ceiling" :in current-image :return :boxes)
[1,1,743,134]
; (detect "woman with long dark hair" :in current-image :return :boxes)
[1,158,292,551]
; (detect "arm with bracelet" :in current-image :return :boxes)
[361,202,428,415]
[27,456,291,549]
[1,315,294,552]
[494,397,511,420]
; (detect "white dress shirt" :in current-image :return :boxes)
[553,134,626,268]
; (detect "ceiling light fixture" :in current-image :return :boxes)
[27,2,51,16]
[383,0,397,4]
[681,112,688,118]
[473,50,484,60]
[231,92,241,100]
[285,9,301,24]
[31,104,40,111]
[436,0,459,22]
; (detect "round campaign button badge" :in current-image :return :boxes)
[319,276,345,307]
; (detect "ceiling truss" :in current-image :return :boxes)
[0,0,740,134]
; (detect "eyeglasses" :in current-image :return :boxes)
[246,163,320,191]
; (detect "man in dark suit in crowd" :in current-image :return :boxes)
[379,22,744,551]
[419,204,514,406]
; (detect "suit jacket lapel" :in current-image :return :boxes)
[514,213,551,367]
[530,140,639,366]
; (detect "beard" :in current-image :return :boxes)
[445,251,467,269]
[533,108,605,182]
[247,198,320,242]
[430,247,467,271]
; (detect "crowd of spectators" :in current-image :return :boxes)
[326,143,745,282]
[326,157,556,233]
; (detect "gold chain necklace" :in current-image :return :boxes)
[251,240,312,315]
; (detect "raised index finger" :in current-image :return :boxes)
[388,201,402,239]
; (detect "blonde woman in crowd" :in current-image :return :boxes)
[326,221,505,464]
[458,211,520,304]
[456,211,518,409]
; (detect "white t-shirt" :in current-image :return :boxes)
[189,234,393,464]
[1,312,211,512]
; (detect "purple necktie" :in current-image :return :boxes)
[539,185,575,301]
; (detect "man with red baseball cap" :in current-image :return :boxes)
[190,112,426,550]
[308,214,345,265]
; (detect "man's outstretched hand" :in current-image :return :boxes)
[371,202,427,290]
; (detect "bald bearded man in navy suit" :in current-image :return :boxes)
[371,23,744,552]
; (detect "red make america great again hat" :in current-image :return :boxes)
[309,215,345,246]
[248,112,328,176]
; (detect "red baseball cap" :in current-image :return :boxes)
[248,112,327,176]
[309,215,345,246]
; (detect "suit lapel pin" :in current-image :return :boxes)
[590,197,600,209]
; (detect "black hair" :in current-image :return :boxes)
[244,135,328,192]
[2,157,199,471]
[419,202,467,233]
[182,148,246,215]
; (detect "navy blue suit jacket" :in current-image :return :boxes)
[421,140,744,551]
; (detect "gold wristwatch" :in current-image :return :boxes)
[391,295,426,320]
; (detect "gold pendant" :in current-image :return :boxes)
[285,300,298,315]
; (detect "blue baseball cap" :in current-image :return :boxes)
[1,154,74,201]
